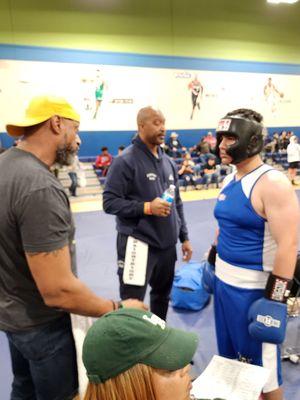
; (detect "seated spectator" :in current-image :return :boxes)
[202,131,217,152]
[217,162,235,180]
[270,132,280,154]
[198,143,215,165]
[279,130,289,151]
[189,137,207,157]
[263,135,273,153]
[82,308,198,400]
[166,132,185,158]
[202,156,219,189]
[287,135,300,185]
[94,146,113,176]
[178,153,198,190]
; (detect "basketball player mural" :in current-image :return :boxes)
[93,69,105,119]
[263,77,284,114]
[188,75,203,120]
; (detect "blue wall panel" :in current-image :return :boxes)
[1,44,300,74]
[1,127,300,157]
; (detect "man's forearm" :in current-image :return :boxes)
[44,277,114,317]
[103,191,144,218]
[272,243,298,279]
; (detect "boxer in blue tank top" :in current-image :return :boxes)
[202,108,299,400]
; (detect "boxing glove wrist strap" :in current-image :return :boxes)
[207,244,217,266]
[265,273,292,303]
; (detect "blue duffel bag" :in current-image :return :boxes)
[171,260,210,311]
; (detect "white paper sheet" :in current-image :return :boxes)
[71,314,95,399]
[123,236,148,286]
[191,355,270,400]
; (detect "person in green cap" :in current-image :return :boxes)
[82,308,199,400]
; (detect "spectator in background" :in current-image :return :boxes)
[68,136,82,197]
[217,162,235,182]
[263,134,273,153]
[178,153,198,190]
[198,141,215,165]
[202,156,219,189]
[118,145,125,156]
[202,131,217,152]
[189,136,206,157]
[287,135,300,185]
[68,155,81,197]
[166,132,185,158]
[279,131,289,151]
[94,146,113,176]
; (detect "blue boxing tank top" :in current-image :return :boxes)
[214,164,279,272]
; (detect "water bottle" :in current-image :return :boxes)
[162,184,176,203]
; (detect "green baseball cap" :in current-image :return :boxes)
[82,308,199,383]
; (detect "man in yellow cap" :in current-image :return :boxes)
[0,96,146,400]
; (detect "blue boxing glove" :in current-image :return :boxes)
[248,274,292,344]
[202,260,215,294]
[248,298,287,344]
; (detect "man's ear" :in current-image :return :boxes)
[49,115,63,135]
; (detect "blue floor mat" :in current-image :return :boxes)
[0,200,299,399]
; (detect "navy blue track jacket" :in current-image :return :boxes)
[103,136,189,250]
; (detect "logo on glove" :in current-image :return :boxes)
[257,314,281,328]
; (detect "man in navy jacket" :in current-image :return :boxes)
[103,107,192,319]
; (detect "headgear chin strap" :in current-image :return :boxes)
[215,116,264,164]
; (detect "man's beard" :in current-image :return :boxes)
[55,143,77,166]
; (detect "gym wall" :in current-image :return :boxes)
[0,0,300,155]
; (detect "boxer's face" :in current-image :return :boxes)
[219,135,236,164]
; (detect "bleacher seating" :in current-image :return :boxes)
[58,162,103,198]
[64,151,295,198]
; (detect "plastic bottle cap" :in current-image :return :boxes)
[289,354,299,364]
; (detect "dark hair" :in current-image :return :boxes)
[118,145,125,150]
[226,108,263,124]
[101,147,108,152]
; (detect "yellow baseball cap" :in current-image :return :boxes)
[6,95,80,137]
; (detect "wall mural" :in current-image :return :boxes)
[0,59,298,132]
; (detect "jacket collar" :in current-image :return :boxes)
[133,134,163,160]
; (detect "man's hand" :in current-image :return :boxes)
[150,197,172,217]
[182,240,193,262]
[121,299,148,310]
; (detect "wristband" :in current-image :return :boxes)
[144,202,153,215]
[111,300,117,311]
[111,300,123,311]
[265,273,292,303]
[117,301,124,309]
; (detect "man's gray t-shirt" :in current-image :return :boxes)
[0,148,76,332]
